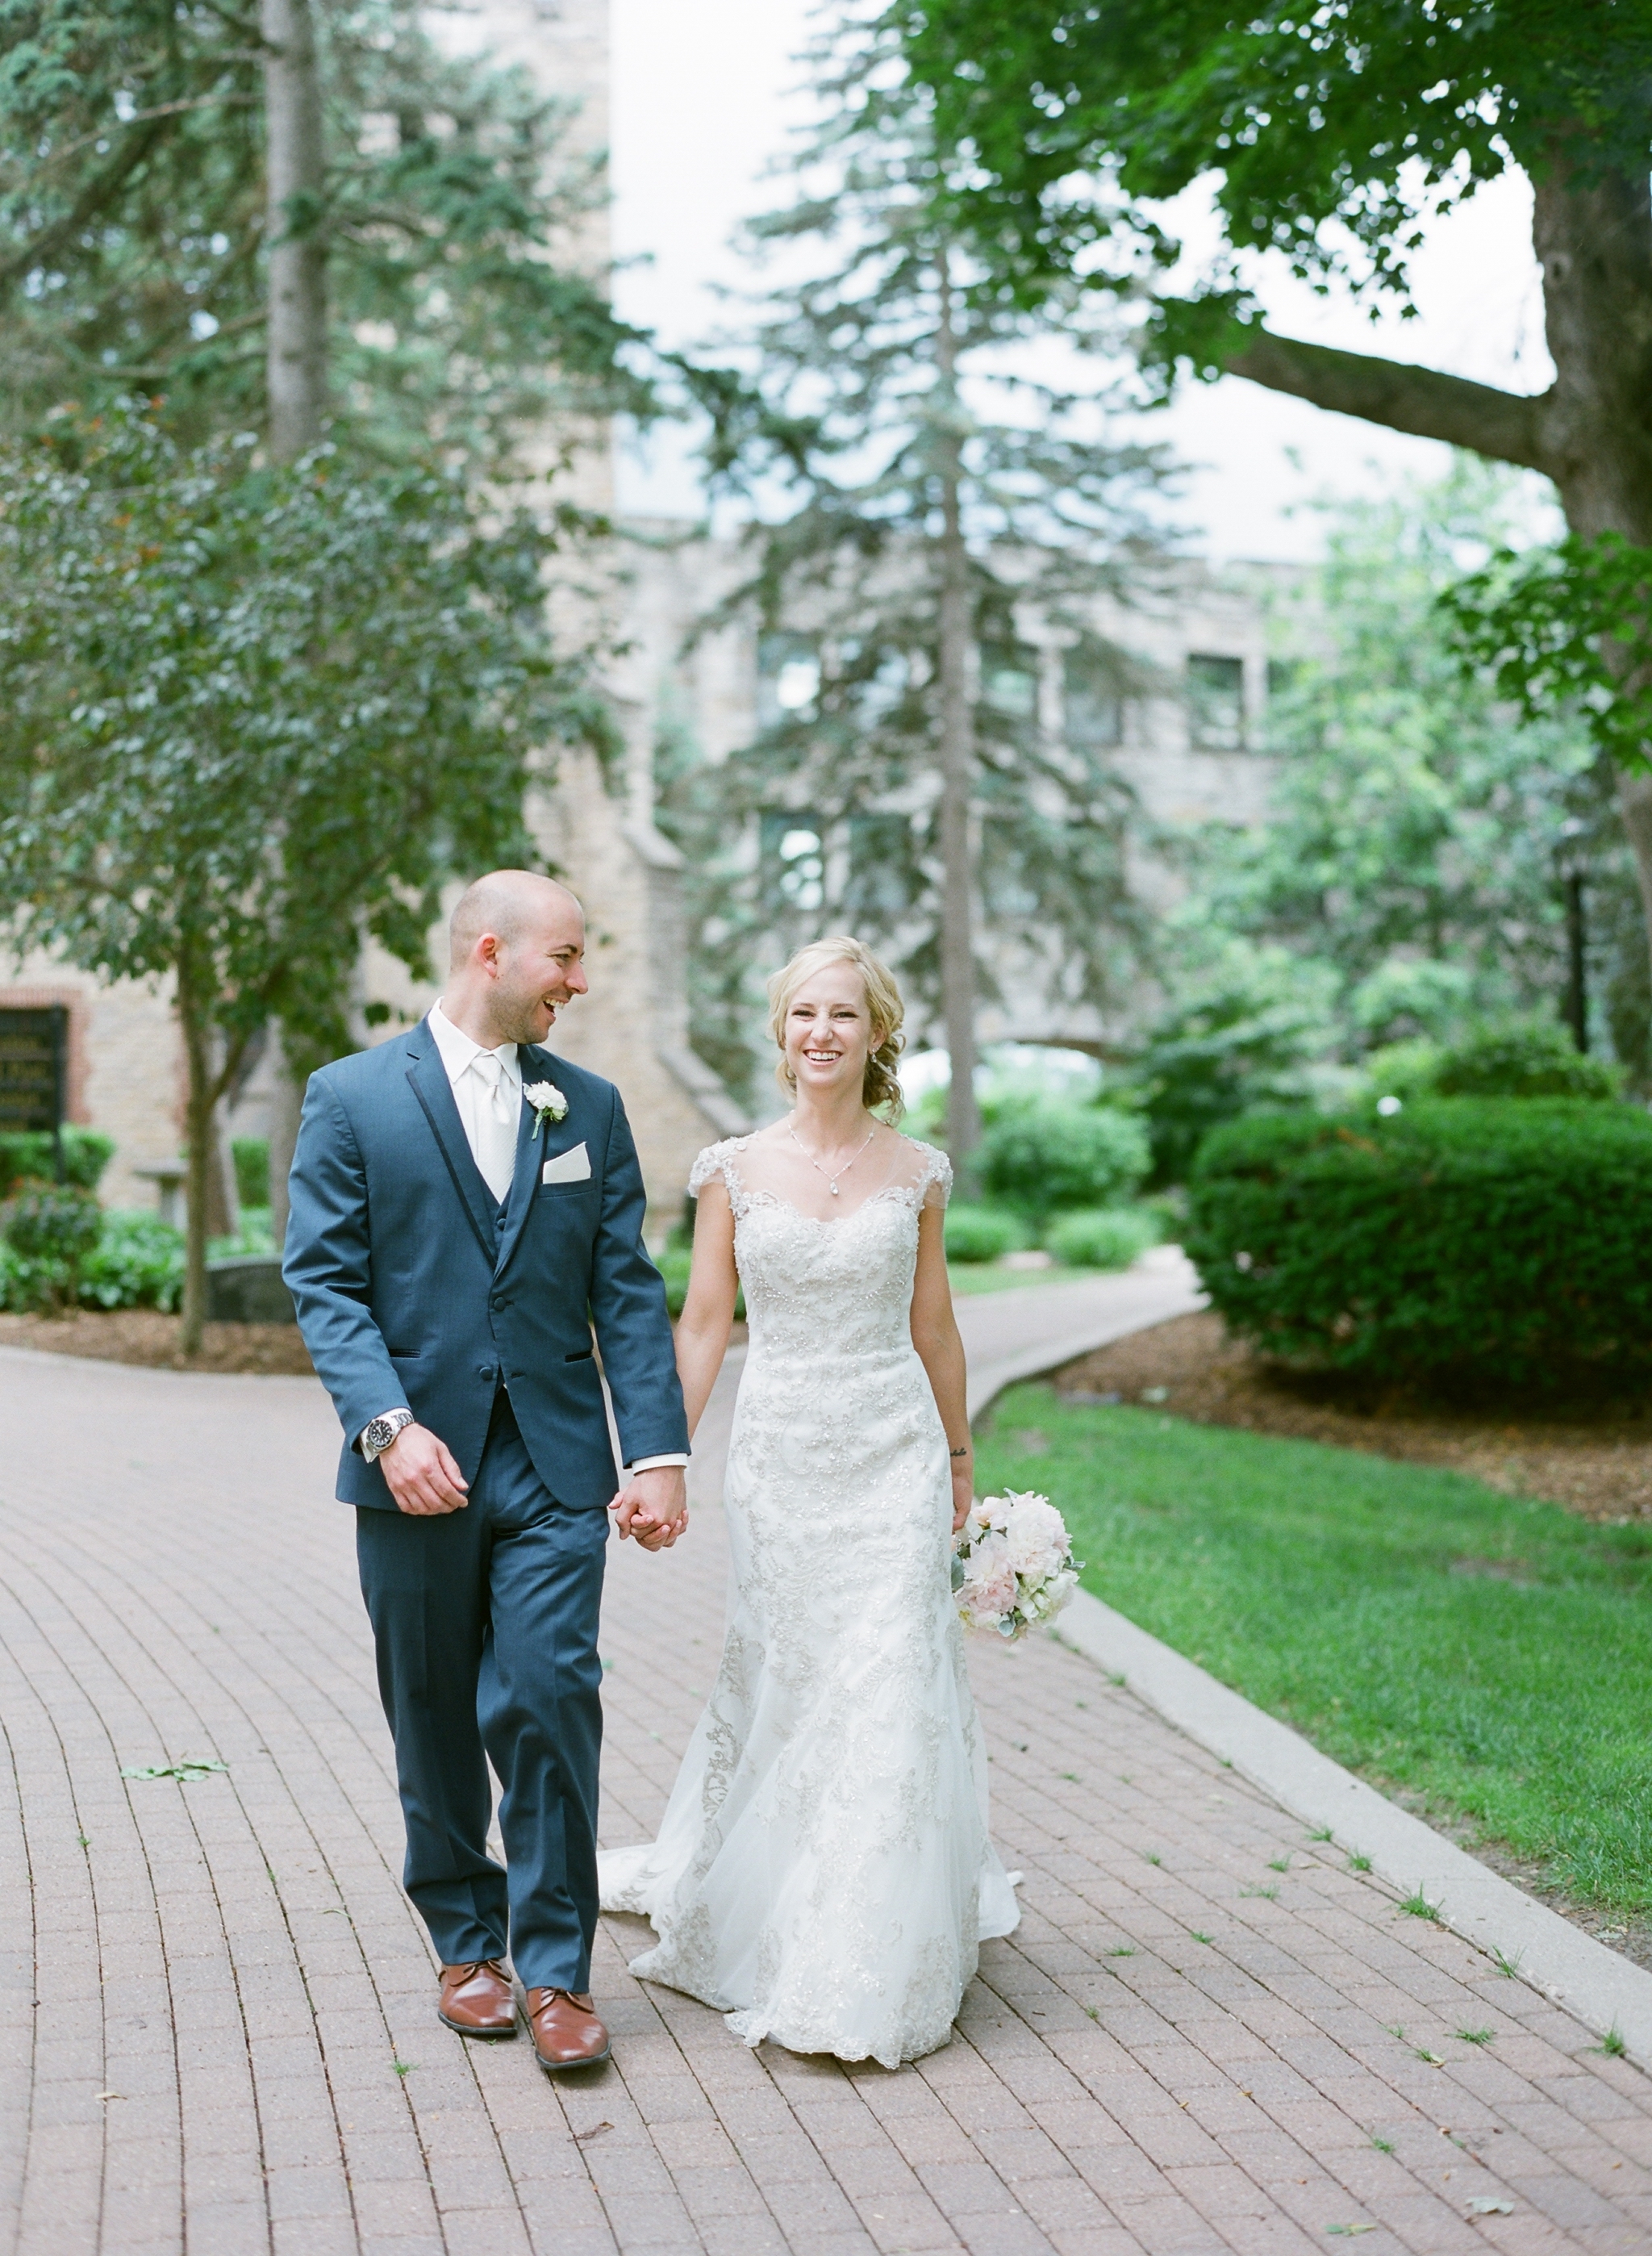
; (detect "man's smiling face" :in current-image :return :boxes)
[494,892,588,1047]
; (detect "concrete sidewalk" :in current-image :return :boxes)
[1,1304,1649,2254]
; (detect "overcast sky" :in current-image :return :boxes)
[608,0,1555,562]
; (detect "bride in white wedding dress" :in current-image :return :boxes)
[599,935,1019,2068]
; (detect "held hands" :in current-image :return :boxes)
[610,1464,689,1552]
[380,1423,470,1516]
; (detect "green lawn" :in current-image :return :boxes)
[948,1262,1096,1296]
[975,1385,1652,1916]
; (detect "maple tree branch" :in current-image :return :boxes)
[1223,328,1557,478]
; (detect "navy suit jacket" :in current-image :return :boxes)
[282,1020,689,1510]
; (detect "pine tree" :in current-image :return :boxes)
[670,24,1174,1166]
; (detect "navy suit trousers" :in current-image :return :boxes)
[356,1390,607,1990]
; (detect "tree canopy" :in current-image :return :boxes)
[891,1,1650,423]
[0,403,604,1332]
[0,0,649,462]
[891,0,1652,974]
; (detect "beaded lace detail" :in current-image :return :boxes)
[599,1132,1018,2069]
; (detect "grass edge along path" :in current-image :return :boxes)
[974,1385,1652,1920]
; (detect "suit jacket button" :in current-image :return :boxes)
[478,1365,494,1381]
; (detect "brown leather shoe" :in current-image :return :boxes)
[437,1958,517,2038]
[525,1987,611,2072]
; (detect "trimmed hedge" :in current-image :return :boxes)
[978,1101,1150,1221]
[0,1127,114,1196]
[1044,1205,1161,1272]
[943,1203,1025,1264]
[1187,1099,1652,1387]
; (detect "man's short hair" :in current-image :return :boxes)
[448,871,578,966]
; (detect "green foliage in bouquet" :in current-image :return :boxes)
[977,1102,1149,1224]
[1187,1101,1652,1389]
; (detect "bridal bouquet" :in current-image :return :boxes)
[952,1490,1079,1641]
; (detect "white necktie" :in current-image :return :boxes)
[470,1051,518,1205]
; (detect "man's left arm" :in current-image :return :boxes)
[589,1089,690,1541]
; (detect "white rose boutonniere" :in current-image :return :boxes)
[524,1080,569,1138]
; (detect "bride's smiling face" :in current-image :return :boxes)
[785,965,878,1101]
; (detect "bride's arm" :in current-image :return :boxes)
[674,1177,739,1438]
[909,1206,974,1532]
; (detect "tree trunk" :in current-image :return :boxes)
[265,1026,302,1247]
[262,0,327,462]
[262,0,327,1237]
[177,966,215,1356]
[935,257,980,1172]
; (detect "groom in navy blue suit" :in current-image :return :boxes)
[283,871,689,2074]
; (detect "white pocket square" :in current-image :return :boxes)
[541,1140,591,1184]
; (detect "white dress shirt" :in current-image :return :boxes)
[361,1001,687,1473]
[426,998,524,1202]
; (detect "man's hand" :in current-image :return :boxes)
[380,1422,469,1516]
[610,1464,688,1550]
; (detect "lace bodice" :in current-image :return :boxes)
[688,1132,951,1360]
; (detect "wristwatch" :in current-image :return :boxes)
[362,1408,415,1461]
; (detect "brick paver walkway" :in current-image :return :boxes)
[3,1339,1650,2255]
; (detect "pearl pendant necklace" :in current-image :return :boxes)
[789,1121,876,1196]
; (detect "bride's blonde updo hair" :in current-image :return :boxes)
[767,935,907,1122]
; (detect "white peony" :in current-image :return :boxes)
[1005,1494,1070,1580]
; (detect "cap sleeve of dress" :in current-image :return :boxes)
[917,1143,954,1211]
[688,1137,750,1205]
[687,1142,729,1198]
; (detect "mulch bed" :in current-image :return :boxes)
[0,1307,316,1376]
[1048,1310,1652,1525]
[0,1308,751,1376]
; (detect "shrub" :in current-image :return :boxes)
[977,1103,1150,1222]
[0,1180,102,1308]
[650,1243,743,1321]
[654,1244,692,1316]
[943,1203,1026,1264]
[78,1210,186,1311]
[1365,1038,1447,1104]
[0,1127,114,1197]
[1045,1206,1162,1271]
[1187,1099,1652,1388]
[1133,944,1339,1184]
[232,1136,270,1209]
[1433,1014,1622,1101]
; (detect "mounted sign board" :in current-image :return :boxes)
[0,1007,68,1172]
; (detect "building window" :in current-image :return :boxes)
[757,633,821,729]
[1266,657,1301,699]
[1187,654,1245,751]
[759,812,825,913]
[1062,646,1124,750]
